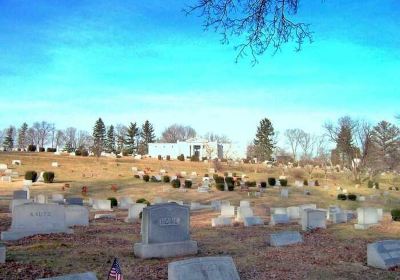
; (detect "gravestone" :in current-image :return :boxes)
[35,194,47,204]
[244,216,263,227]
[125,203,147,223]
[13,190,28,199]
[270,214,290,226]
[153,197,166,204]
[37,171,45,182]
[271,207,287,215]
[0,244,5,263]
[92,199,112,211]
[66,197,83,206]
[269,231,303,247]
[367,240,400,270]
[65,205,89,226]
[168,256,240,280]
[221,205,235,217]
[1,204,73,241]
[51,162,59,167]
[236,206,254,222]
[301,209,326,231]
[332,212,348,224]
[94,213,116,220]
[0,164,7,171]
[134,203,198,259]
[23,179,32,187]
[280,188,289,198]
[12,160,21,165]
[211,200,222,210]
[240,200,250,207]
[37,272,98,280]
[9,199,34,212]
[327,206,341,221]
[119,197,134,209]
[0,176,11,183]
[287,206,300,220]
[52,193,65,204]
[355,207,379,230]
[377,208,383,222]
[212,217,233,227]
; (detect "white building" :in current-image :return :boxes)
[148,138,223,159]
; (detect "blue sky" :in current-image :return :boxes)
[0,0,399,153]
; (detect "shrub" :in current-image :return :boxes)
[171,179,181,188]
[28,145,37,152]
[184,180,193,188]
[150,176,160,182]
[268,177,276,186]
[260,181,267,188]
[279,179,288,187]
[232,172,237,177]
[143,175,150,182]
[190,155,199,162]
[38,147,45,152]
[315,180,320,186]
[136,198,150,206]
[204,173,209,178]
[245,181,257,188]
[82,150,89,157]
[134,174,140,179]
[212,173,219,181]
[347,194,357,201]
[337,194,347,200]
[396,187,399,191]
[224,172,228,177]
[215,176,225,191]
[25,171,38,182]
[202,157,208,161]
[158,155,162,160]
[163,175,170,183]
[43,172,55,183]
[389,187,393,191]
[177,154,185,161]
[46,148,57,152]
[375,182,380,189]
[368,180,374,188]
[75,150,82,156]
[303,179,309,186]
[225,177,235,191]
[166,155,171,161]
[107,197,118,208]
[391,209,400,221]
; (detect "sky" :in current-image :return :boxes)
[0,0,399,155]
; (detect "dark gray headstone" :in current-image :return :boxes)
[269,231,303,247]
[13,190,28,199]
[168,257,240,280]
[66,197,83,206]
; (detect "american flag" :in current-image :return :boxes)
[108,258,123,280]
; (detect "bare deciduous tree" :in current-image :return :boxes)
[185,0,313,64]
[161,124,196,143]
[284,128,304,162]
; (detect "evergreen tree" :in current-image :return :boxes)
[139,120,155,155]
[63,140,74,153]
[3,126,14,151]
[125,122,139,154]
[92,118,106,157]
[371,121,400,170]
[17,123,28,150]
[105,125,116,153]
[336,123,356,167]
[253,118,275,161]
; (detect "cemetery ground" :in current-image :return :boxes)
[1,153,400,279]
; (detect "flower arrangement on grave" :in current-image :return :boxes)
[111,184,118,192]
[81,186,88,196]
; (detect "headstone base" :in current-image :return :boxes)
[1,228,73,241]
[37,272,98,280]
[354,223,378,230]
[0,245,5,263]
[134,240,198,259]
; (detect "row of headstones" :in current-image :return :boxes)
[0,162,19,182]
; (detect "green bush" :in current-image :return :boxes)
[46,148,57,152]
[303,179,308,186]
[38,147,45,152]
[212,173,219,181]
[215,176,225,191]
[391,209,400,221]
[315,180,320,186]
[107,197,118,208]
[368,180,374,188]
[166,155,171,161]
[190,155,199,162]
[268,178,276,186]
[396,187,399,191]
[43,172,55,183]
[136,198,151,206]
[375,182,380,189]
[25,171,38,182]
[75,150,82,156]
[224,172,228,177]
[204,173,209,178]
[347,194,357,201]
[171,179,181,188]
[82,150,89,157]
[134,174,140,179]
[177,154,185,161]
[225,177,235,191]
[260,181,267,188]
[279,179,288,187]
[150,176,160,182]
[158,155,162,160]
[163,175,170,183]
[28,145,37,152]
[232,172,237,177]
[184,180,193,188]
[143,175,150,182]
[389,187,393,191]
[337,194,347,200]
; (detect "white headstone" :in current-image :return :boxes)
[211,217,233,227]
[301,209,326,231]
[243,216,263,227]
[271,207,288,215]
[119,197,134,209]
[287,206,300,220]
[270,214,290,226]
[92,199,112,211]
[125,203,147,222]
[269,231,303,247]
[35,194,47,204]
[220,205,235,217]
[51,162,59,167]
[52,194,65,204]
[355,207,379,230]
[65,205,89,227]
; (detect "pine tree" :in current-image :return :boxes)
[139,120,155,155]
[125,122,139,154]
[92,118,106,157]
[371,121,400,170]
[63,140,74,153]
[253,118,275,161]
[336,123,355,167]
[17,123,28,150]
[105,125,116,153]
[3,126,14,151]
